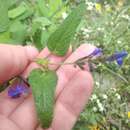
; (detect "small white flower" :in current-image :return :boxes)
[93,107,97,112]
[91,94,97,100]
[121,14,130,20]
[97,27,104,31]
[96,99,100,104]
[105,4,110,8]
[97,27,101,31]
[84,34,89,38]
[80,27,85,31]
[42,27,46,30]
[62,12,68,19]
[111,88,117,92]
[86,2,95,10]
[104,1,108,5]
[110,22,114,25]
[97,102,104,112]
[115,93,121,100]
[99,105,104,112]
[102,94,108,99]
[87,6,93,10]
[105,4,111,11]
[117,40,121,44]
[83,28,92,33]
[97,102,102,107]
[95,81,100,87]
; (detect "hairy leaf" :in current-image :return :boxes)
[8,2,27,19]
[9,21,27,43]
[47,3,86,56]
[0,31,11,43]
[29,69,58,128]
[0,0,9,32]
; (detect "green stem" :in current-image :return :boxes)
[103,66,128,84]
[49,62,74,65]
[35,57,128,84]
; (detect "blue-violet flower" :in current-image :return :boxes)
[8,77,29,98]
[90,48,103,57]
[106,50,128,66]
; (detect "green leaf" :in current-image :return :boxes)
[33,29,43,50]
[8,0,19,8]
[0,31,11,43]
[48,0,62,16]
[0,0,9,32]
[32,17,51,49]
[33,17,51,27]
[9,20,27,43]
[14,2,34,20]
[29,69,58,128]
[37,0,50,17]
[8,2,27,19]
[47,3,86,56]
[41,30,50,47]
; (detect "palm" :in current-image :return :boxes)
[0,44,93,130]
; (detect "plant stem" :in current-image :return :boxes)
[35,57,128,84]
[103,66,128,84]
[49,61,74,65]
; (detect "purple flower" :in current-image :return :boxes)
[8,77,29,98]
[90,48,103,57]
[106,50,128,66]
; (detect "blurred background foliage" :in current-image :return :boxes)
[0,0,130,129]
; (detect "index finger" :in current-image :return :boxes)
[0,44,38,83]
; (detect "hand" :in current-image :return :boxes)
[0,44,94,130]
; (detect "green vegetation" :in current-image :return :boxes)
[29,69,58,128]
[74,0,130,129]
[0,0,130,129]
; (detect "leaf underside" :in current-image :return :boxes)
[28,69,58,128]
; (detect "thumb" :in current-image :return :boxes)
[0,44,38,83]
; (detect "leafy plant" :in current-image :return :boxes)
[0,0,130,129]
[0,0,69,48]
[29,69,57,128]
[47,3,85,56]
[28,3,86,128]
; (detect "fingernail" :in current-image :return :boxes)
[25,46,39,60]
